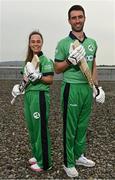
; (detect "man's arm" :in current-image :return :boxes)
[55,44,85,74]
[54,61,69,74]
[92,58,105,104]
[92,58,98,86]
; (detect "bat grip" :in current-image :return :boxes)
[93,84,97,95]
[11,97,16,105]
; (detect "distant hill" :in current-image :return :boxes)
[0,61,114,68]
[0,61,24,67]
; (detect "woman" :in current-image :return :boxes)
[12,31,54,172]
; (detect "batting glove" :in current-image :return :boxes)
[93,86,105,104]
[12,84,24,98]
[25,62,42,82]
[67,45,85,65]
[28,72,42,82]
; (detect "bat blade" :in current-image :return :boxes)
[31,54,40,70]
[73,40,94,87]
[11,55,40,105]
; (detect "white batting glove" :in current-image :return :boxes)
[28,72,42,82]
[67,45,85,65]
[25,62,36,76]
[93,86,105,104]
[25,62,42,82]
[12,84,24,98]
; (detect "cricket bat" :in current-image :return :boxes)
[11,55,40,105]
[73,40,97,92]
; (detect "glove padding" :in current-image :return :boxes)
[25,62,42,82]
[12,84,24,98]
[93,86,105,104]
[67,45,85,65]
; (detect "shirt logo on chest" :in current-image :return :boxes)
[88,44,95,52]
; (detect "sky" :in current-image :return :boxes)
[0,0,115,65]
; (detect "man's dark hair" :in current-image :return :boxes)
[68,5,85,19]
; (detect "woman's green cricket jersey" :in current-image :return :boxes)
[25,53,54,92]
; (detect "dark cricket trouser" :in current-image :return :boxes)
[24,90,52,170]
[61,82,93,168]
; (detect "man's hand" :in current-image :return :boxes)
[12,84,24,98]
[93,86,105,104]
[67,45,85,65]
[25,62,42,82]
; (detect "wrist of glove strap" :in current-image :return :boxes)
[66,58,76,65]
[28,72,42,82]
[66,59,72,65]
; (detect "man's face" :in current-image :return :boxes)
[68,10,85,32]
[29,34,43,54]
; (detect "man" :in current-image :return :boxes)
[54,5,105,177]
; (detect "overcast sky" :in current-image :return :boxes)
[1,0,115,65]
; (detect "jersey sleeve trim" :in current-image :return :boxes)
[43,72,54,76]
[55,59,64,62]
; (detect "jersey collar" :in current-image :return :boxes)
[37,51,43,57]
[69,31,87,43]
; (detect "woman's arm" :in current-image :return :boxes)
[41,75,53,85]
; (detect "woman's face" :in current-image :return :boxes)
[29,34,43,54]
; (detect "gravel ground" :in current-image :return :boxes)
[0,80,115,179]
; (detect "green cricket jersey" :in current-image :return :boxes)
[25,52,54,92]
[55,31,97,83]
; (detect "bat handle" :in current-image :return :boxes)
[93,84,97,94]
[11,97,16,105]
